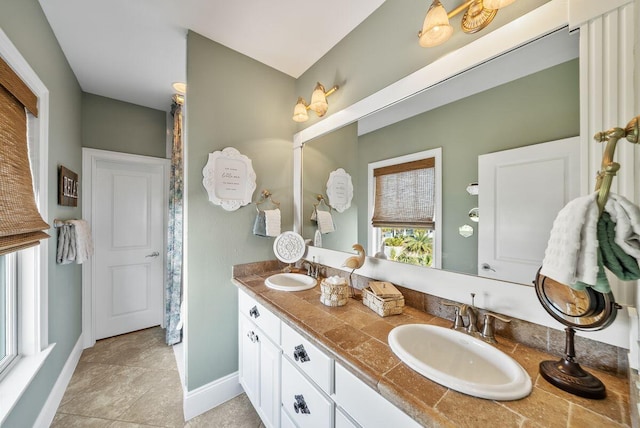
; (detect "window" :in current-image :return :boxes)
[0,29,51,424]
[368,148,442,268]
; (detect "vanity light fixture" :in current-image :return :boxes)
[418,0,517,48]
[292,82,339,122]
[172,82,186,94]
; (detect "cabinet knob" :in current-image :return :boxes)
[246,331,259,343]
[249,306,260,318]
[293,394,310,414]
[293,344,310,363]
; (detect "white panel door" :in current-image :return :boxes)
[94,158,165,340]
[478,137,580,285]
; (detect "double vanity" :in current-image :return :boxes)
[233,261,631,427]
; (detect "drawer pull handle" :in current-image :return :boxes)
[293,344,310,363]
[249,306,260,318]
[293,394,310,414]
[246,331,259,343]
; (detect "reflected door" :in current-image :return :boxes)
[94,157,166,340]
[478,137,580,284]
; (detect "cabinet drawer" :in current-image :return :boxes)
[238,289,280,343]
[334,363,421,428]
[282,357,333,428]
[281,321,333,393]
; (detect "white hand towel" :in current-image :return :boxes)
[605,193,640,261]
[540,192,600,286]
[264,209,281,237]
[316,210,335,234]
[68,219,94,264]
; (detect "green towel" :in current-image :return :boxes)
[573,212,640,293]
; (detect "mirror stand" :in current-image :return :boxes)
[539,327,605,399]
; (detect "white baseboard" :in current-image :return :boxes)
[33,334,83,428]
[183,371,243,421]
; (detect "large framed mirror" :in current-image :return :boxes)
[300,23,579,284]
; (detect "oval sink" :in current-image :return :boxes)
[265,273,317,291]
[388,324,531,401]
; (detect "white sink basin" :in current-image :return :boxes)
[388,324,531,401]
[265,273,317,291]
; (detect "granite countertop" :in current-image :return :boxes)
[233,264,630,427]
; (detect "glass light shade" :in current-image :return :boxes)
[419,1,453,48]
[309,83,329,117]
[483,0,516,9]
[292,98,309,122]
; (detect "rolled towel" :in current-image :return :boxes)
[264,208,281,237]
[316,210,335,234]
[253,210,267,236]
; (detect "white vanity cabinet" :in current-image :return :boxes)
[237,287,422,428]
[238,290,281,428]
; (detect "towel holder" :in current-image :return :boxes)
[313,194,332,212]
[593,115,639,213]
[254,189,280,212]
[53,219,76,228]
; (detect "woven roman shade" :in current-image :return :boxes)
[0,56,49,255]
[371,157,436,229]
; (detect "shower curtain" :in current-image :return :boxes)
[166,94,184,345]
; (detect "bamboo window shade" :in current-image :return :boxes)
[371,157,436,229]
[0,55,49,256]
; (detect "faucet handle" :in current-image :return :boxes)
[443,302,466,331]
[481,312,511,344]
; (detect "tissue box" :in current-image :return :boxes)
[320,277,348,307]
[362,287,404,317]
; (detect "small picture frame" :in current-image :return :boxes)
[58,165,79,207]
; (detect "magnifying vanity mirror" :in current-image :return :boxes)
[300,27,580,286]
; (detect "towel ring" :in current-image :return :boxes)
[254,189,280,212]
[313,194,332,212]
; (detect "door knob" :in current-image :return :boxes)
[481,263,496,272]
[145,251,160,258]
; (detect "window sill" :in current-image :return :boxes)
[0,343,55,425]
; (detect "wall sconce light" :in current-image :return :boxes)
[292,82,339,122]
[418,0,516,48]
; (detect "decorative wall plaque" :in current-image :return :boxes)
[326,168,353,213]
[202,147,256,211]
[58,165,79,206]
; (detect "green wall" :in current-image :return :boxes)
[0,0,83,426]
[295,0,551,129]
[357,59,580,274]
[185,31,295,390]
[82,92,168,158]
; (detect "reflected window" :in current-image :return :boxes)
[368,148,442,268]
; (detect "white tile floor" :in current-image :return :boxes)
[52,327,263,427]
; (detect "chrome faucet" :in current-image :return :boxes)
[466,293,479,335]
[480,312,511,344]
[304,257,319,279]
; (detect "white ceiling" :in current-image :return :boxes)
[39,0,386,112]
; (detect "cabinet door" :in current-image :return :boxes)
[239,315,260,407]
[281,357,333,428]
[259,335,281,428]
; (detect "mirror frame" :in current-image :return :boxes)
[292,1,633,349]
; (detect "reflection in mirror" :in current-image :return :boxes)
[300,29,580,285]
[368,148,442,269]
[302,123,358,252]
